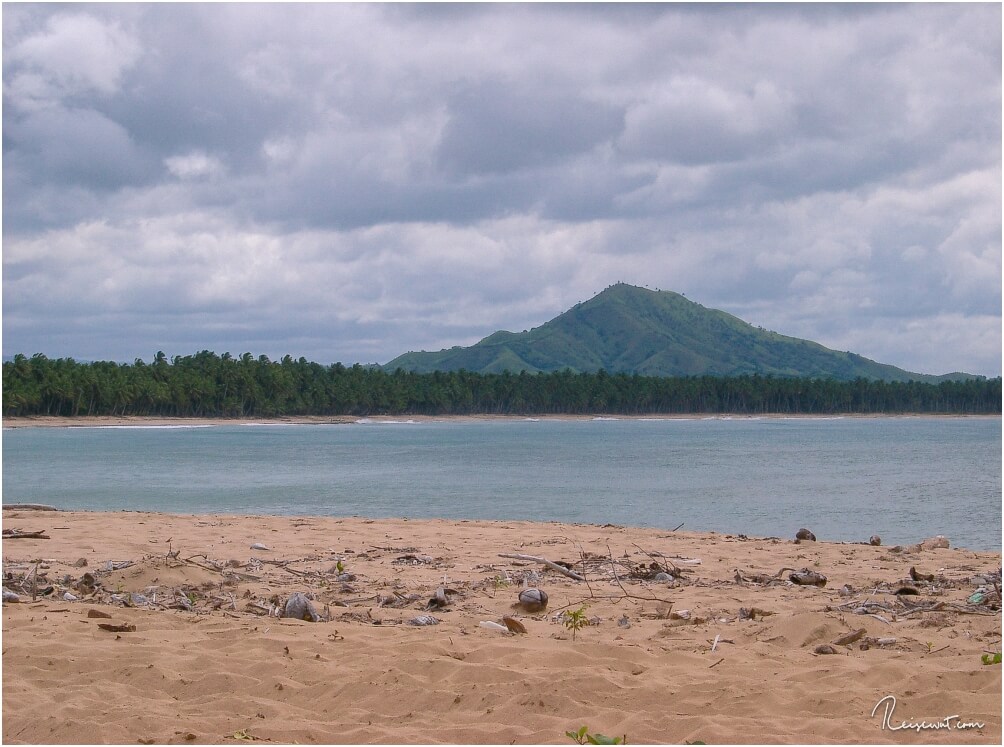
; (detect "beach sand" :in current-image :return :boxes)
[1,510,1000,744]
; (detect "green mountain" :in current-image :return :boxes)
[384,283,978,382]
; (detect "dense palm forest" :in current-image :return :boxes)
[2,351,1000,418]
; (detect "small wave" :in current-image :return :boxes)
[355,419,419,425]
[591,417,620,421]
[80,425,214,430]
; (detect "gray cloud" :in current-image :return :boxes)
[2,3,1000,376]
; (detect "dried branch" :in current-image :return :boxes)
[497,553,585,581]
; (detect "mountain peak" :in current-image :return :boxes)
[384,284,973,382]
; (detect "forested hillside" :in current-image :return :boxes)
[385,284,976,383]
[3,351,999,418]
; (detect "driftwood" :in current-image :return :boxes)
[2,528,50,539]
[832,628,867,646]
[498,553,585,581]
[97,623,136,633]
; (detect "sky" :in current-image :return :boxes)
[3,3,1001,377]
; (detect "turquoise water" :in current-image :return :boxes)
[2,417,1000,551]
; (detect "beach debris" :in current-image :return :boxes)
[283,592,322,622]
[87,609,113,619]
[618,614,631,628]
[738,607,774,621]
[62,591,78,602]
[377,592,423,608]
[103,560,134,571]
[1,528,50,540]
[502,615,527,634]
[498,553,585,581]
[514,588,549,613]
[966,586,1000,607]
[814,644,839,655]
[97,623,137,633]
[795,528,816,542]
[249,543,271,551]
[859,637,897,649]
[668,556,702,566]
[426,586,459,611]
[669,609,690,620]
[2,588,20,603]
[393,554,434,565]
[893,586,919,596]
[869,535,882,546]
[652,572,674,582]
[407,614,439,626]
[838,584,854,597]
[789,568,827,587]
[735,567,795,586]
[831,628,867,646]
[478,620,507,632]
[920,536,950,551]
[909,567,935,584]
[75,572,98,595]
[73,558,88,568]
[231,729,263,741]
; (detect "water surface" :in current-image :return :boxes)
[3,417,1000,550]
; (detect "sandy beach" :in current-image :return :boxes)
[1,509,1000,744]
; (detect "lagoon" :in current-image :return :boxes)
[2,416,1000,550]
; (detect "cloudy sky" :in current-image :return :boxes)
[3,3,1001,376]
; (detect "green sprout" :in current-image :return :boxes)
[564,606,589,641]
[565,726,625,745]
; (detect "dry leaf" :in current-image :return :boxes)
[502,616,527,634]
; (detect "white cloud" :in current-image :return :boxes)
[6,13,141,108]
[164,152,225,180]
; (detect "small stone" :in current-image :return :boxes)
[283,592,321,622]
[920,536,949,551]
[789,569,827,587]
[73,558,88,568]
[795,528,816,542]
[869,535,881,546]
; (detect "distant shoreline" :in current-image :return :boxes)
[3,412,999,428]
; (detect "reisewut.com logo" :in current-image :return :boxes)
[871,695,986,733]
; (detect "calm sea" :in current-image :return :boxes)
[2,417,1000,551]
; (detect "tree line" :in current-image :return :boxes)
[3,351,1000,418]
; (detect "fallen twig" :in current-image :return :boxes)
[497,553,585,581]
[2,529,50,540]
[631,543,682,577]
